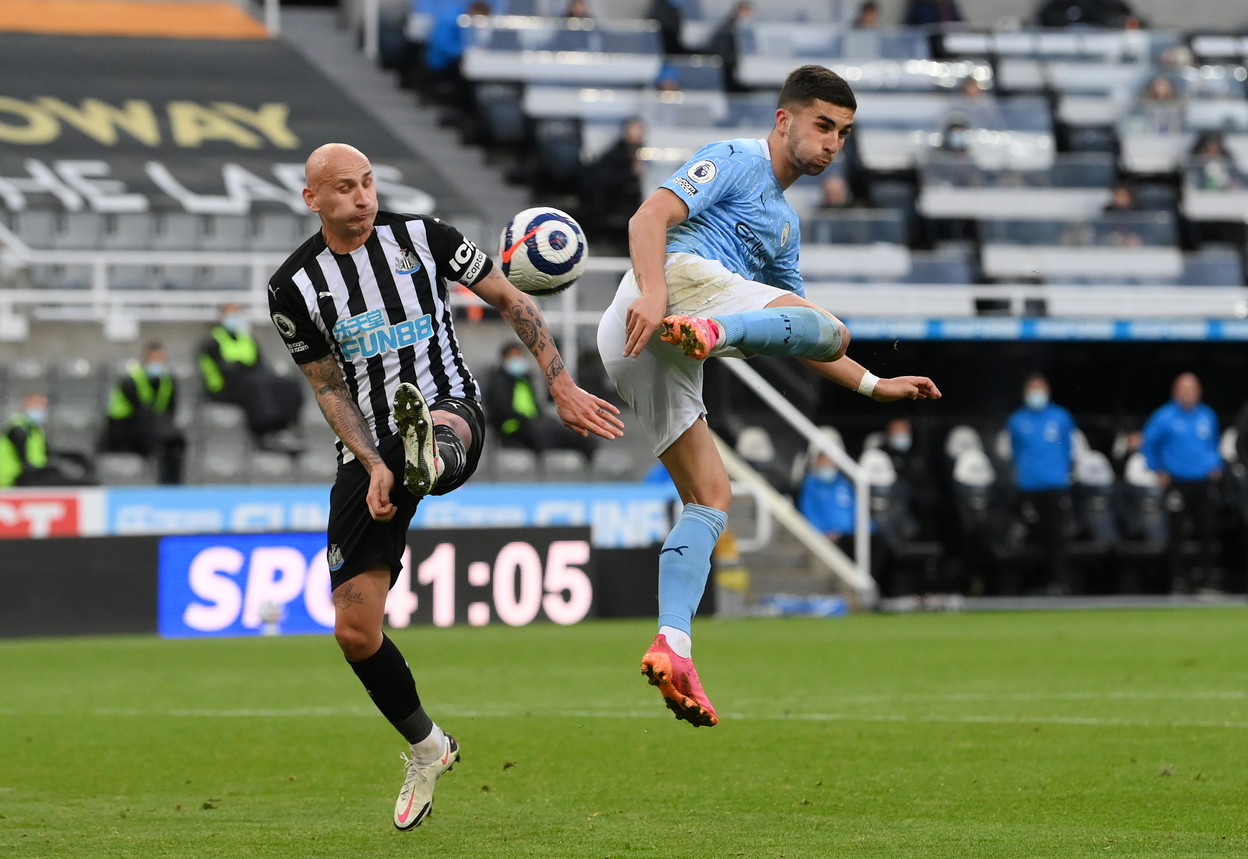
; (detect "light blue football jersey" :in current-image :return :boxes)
[660,137,804,296]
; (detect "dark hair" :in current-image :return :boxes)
[778,65,857,112]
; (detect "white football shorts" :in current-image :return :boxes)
[596,252,794,456]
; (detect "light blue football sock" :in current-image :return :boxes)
[715,306,844,361]
[657,503,728,635]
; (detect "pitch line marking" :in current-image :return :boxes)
[3,705,1247,730]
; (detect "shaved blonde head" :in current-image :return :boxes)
[304,143,370,190]
[302,143,379,253]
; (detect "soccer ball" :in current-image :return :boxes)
[498,207,588,296]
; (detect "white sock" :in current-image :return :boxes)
[410,724,446,764]
[659,625,692,658]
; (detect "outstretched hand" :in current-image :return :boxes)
[553,385,627,440]
[872,376,942,403]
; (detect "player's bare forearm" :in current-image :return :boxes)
[799,355,942,402]
[471,268,625,440]
[801,354,866,388]
[475,268,568,387]
[298,355,384,468]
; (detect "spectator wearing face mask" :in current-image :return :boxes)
[0,392,93,487]
[0,393,51,488]
[1006,373,1079,594]
[101,341,187,484]
[197,302,305,452]
[484,342,597,461]
[880,417,941,541]
[798,451,869,551]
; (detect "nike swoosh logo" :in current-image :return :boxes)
[501,226,543,264]
[397,791,417,824]
[659,545,689,555]
[317,292,333,299]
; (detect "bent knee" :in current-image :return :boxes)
[829,322,850,360]
[334,624,382,661]
[810,315,849,362]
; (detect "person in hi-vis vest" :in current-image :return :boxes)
[1,392,93,487]
[483,342,596,460]
[101,342,186,484]
[197,302,304,452]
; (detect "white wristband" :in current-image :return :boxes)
[856,371,880,398]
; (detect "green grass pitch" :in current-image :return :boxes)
[2,608,1246,858]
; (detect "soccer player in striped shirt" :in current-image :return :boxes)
[597,65,941,727]
[269,143,624,828]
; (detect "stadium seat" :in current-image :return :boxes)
[944,424,984,461]
[590,446,637,482]
[6,357,47,405]
[293,449,339,484]
[200,215,250,252]
[735,425,791,492]
[539,449,587,482]
[247,450,296,484]
[101,213,157,251]
[29,263,90,290]
[94,452,157,486]
[188,401,245,435]
[531,118,583,195]
[471,81,530,151]
[188,448,248,485]
[9,208,58,249]
[491,448,539,482]
[862,447,945,598]
[47,212,104,250]
[47,403,100,457]
[1116,451,1168,592]
[251,212,311,252]
[152,213,205,250]
[1069,450,1122,592]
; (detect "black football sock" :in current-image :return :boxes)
[348,634,433,743]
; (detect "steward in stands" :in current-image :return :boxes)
[101,341,186,484]
[0,392,93,487]
[197,302,304,452]
[484,341,596,461]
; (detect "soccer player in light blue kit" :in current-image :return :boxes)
[597,65,942,727]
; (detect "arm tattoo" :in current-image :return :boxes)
[507,301,546,352]
[300,355,383,468]
[545,354,566,387]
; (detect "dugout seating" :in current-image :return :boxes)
[1114,452,1169,592]
[1068,450,1122,594]
[861,448,945,598]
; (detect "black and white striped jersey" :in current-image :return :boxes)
[267,211,493,461]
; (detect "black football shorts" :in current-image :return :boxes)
[325,396,485,590]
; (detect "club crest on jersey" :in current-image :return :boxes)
[327,544,344,571]
[687,160,717,184]
[781,222,791,247]
[394,248,421,275]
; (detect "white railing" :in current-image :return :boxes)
[717,359,876,605]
